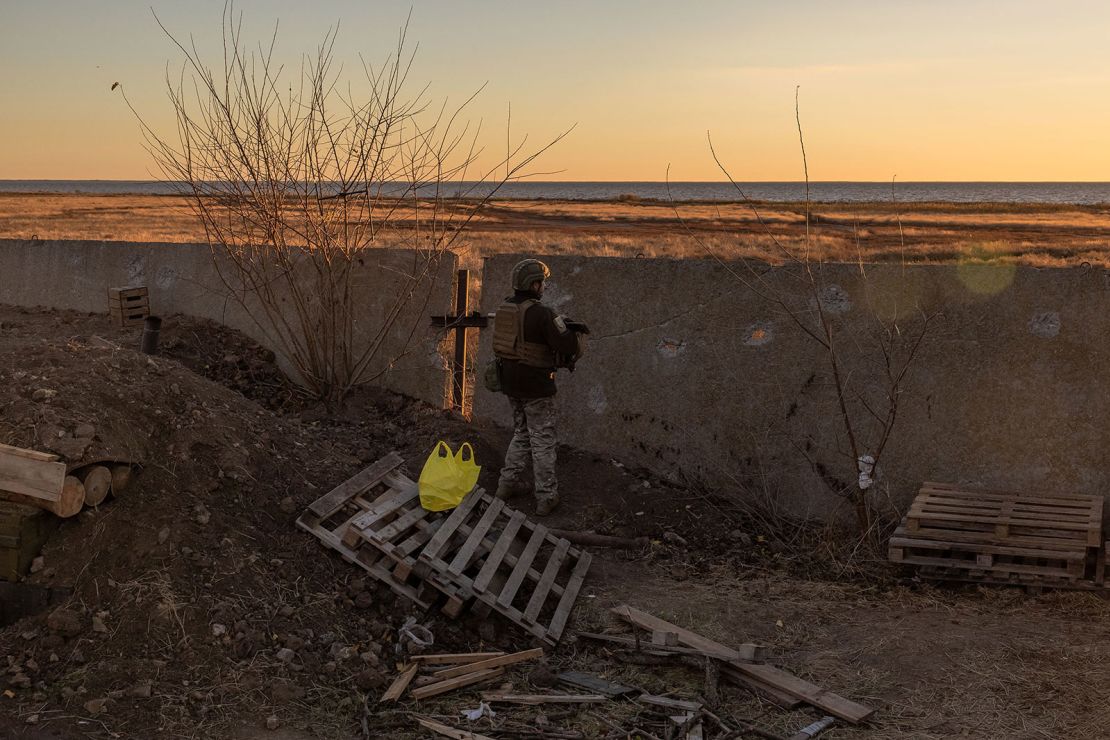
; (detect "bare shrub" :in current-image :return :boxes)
[120,8,566,403]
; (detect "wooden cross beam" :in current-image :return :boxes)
[430,269,490,412]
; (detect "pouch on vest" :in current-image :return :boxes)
[418,441,481,512]
[483,358,502,393]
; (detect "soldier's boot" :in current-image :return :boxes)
[535,495,560,517]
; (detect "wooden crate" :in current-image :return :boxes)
[418,490,592,645]
[890,482,1104,588]
[0,502,59,582]
[108,286,149,326]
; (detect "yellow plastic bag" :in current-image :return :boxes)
[418,441,481,512]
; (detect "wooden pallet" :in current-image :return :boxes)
[891,482,1104,588]
[108,286,149,326]
[907,482,1102,547]
[296,453,454,610]
[418,489,592,645]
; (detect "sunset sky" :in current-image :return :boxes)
[3,1,1110,181]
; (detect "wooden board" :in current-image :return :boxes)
[380,663,418,703]
[612,605,873,724]
[0,446,67,502]
[480,692,607,705]
[432,648,543,680]
[307,452,403,518]
[417,489,592,644]
[410,666,505,700]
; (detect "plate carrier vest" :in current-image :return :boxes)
[492,299,556,368]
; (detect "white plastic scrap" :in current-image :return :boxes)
[461,702,496,721]
[399,617,434,652]
[857,454,876,490]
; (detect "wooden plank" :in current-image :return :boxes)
[496,524,548,609]
[410,666,505,700]
[638,694,702,712]
[613,605,873,724]
[413,717,496,740]
[472,510,526,592]
[546,550,592,641]
[480,692,607,705]
[575,631,765,662]
[448,497,505,575]
[307,452,403,518]
[368,494,432,543]
[411,652,506,665]
[379,663,418,703]
[719,665,805,709]
[0,448,66,502]
[0,444,60,463]
[351,484,421,531]
[432,648,544,680]
[523,538,570,624]
[421,490,485,562]
[920,482,1097,503]
[556,671,639,697]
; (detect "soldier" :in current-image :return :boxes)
[491,259,585,516]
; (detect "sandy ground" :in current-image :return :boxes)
[0,306,1109,739]
[4,192,1110,265]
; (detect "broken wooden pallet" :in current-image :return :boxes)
[891,482,1104,588]
[296,453,463,611]
[418,488,592,645]
[300,454,592,642]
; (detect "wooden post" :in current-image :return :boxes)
[452,269,469,411]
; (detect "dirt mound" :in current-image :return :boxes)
[0,307,800,738]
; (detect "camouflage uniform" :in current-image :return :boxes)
[498,397,558,505]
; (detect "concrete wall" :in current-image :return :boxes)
[0,239,455,405]
[473,256,1110,519]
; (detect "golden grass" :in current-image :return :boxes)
[3,192,1110,266]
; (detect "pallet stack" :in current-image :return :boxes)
[107,286,150,327]
[889,481,1105,589]
[298,453,592,644]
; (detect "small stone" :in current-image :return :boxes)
[275,648,295,663]
[83,698,108,715]
[47,608,84,637]
[20,630,37,641]
[158,527,171,544]
[278,605,295,618]
[194,506,211,526]
[11,673,31,689]
[71,649,86,664]
[31,388,56,402]
[662,531,688,547]
[354,592,374,610]
[128,680,152,698]
[29,556,44,574]
[25,714,39,725]
[91,616,108,634]
[48,653,59,664]
[528,663,559,689]
[266,714,280,730]
[729,530,753,546]
[74,423,96,439]
[279,497,296,514]
[211,623,227,637]
[354,668,386,691]
[269,679,305,703]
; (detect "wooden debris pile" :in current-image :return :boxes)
[379,605,872,739]
[889,481,1105,590]
[298,453,592,644]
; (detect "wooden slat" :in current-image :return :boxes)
[368,493,432,543]
[410,667,505,700]
[523,538,569,624]
[432,648,544,680]
[920,482,1096,503]
[546,550,592,640]
[0,444,59,463]
[379,663,418,702]
[421,490,485,562]
[448,497,505,575]
[0,448,66,502]
[480,692,607,705]
[496,525,548,609]
[414,717,496,740]
[472,510,526,592]
[351,485,420,531]
[612,605,873,724]
[412,652,505,665]
[307,452,403,518]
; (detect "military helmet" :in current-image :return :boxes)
[511,259,550,291]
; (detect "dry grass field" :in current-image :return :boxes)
[3,192,1110,265]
